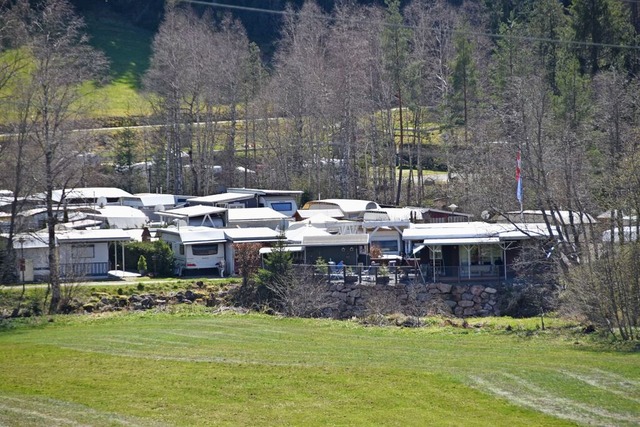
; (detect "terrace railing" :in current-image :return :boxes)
[59,262,109,278]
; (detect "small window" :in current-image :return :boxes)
[179,244,184,255]
[72,244,94,258]
[191,243,218,256]
[270,202,293,213]
[431,245,443,259]
[374,240,399,253]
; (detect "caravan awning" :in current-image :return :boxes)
[412,244,426,255]
[423,237,500,246]
[259,246,304,254]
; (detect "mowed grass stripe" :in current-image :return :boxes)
[471,372,640,426]
[0,312,637,426]
[559,369,640,403]
[0,392,167,427]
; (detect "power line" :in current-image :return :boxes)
[178,0,640,51]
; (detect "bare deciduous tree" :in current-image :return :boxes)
[13,0,107,312]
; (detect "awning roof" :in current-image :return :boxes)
[403,222,555,242]
[227,207,288,221]
[224,227,281,242]
[412,244,425,255]
[302,234,370,246]
[158,226,226,244]
[229,188,303,196]
[158,205,226,219]
[189,192,253,204]
[259,246,304,254]
[423,237,501,246]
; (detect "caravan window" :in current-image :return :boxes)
[270,202,293,213]
[192,243,219,256]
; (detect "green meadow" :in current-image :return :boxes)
[0,310,638,426]
[83,15,153,118]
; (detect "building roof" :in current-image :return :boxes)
[158,226,226,244]
[502,210,596,224]
[189,192,254,205]
[408,206,474,218]
[86,206,148,229]
[56,229,133,243]
[228,188,303,196]
[44,187,134,203]
[128,193,177,207]
[227,207,288,221]
[7,229,132,247]
[403,222,556,243]
[303,199,380,214]
[302,234,370,246]
[5,232,49,249]
[158,205,227,219]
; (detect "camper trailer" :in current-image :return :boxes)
[157,226,226,275]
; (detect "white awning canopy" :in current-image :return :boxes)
[423,237,501,246]
[259,246,304,254]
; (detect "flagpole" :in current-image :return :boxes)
[516,151,524,222]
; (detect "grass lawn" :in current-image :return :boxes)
[0,310,638,426]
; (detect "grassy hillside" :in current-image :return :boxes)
[0,310,638,426]
[83,13,153,118]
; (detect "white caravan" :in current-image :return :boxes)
[157,226,226,275]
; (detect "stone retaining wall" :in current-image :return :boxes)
[324,281,501,319]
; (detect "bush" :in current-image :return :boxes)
[137,255,147,272]
[119,241,174,277]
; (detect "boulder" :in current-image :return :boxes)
[470,285,484,296]
[461,292,474,301]
[444,300,458,308]
[436,283,452,293]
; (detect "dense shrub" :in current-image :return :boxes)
[121,241,174,277]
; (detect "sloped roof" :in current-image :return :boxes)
[189,192,254,205]
[48,187,134,203]
[227,207,288,221]
[158,205,226,219]
[5,232,49,249]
